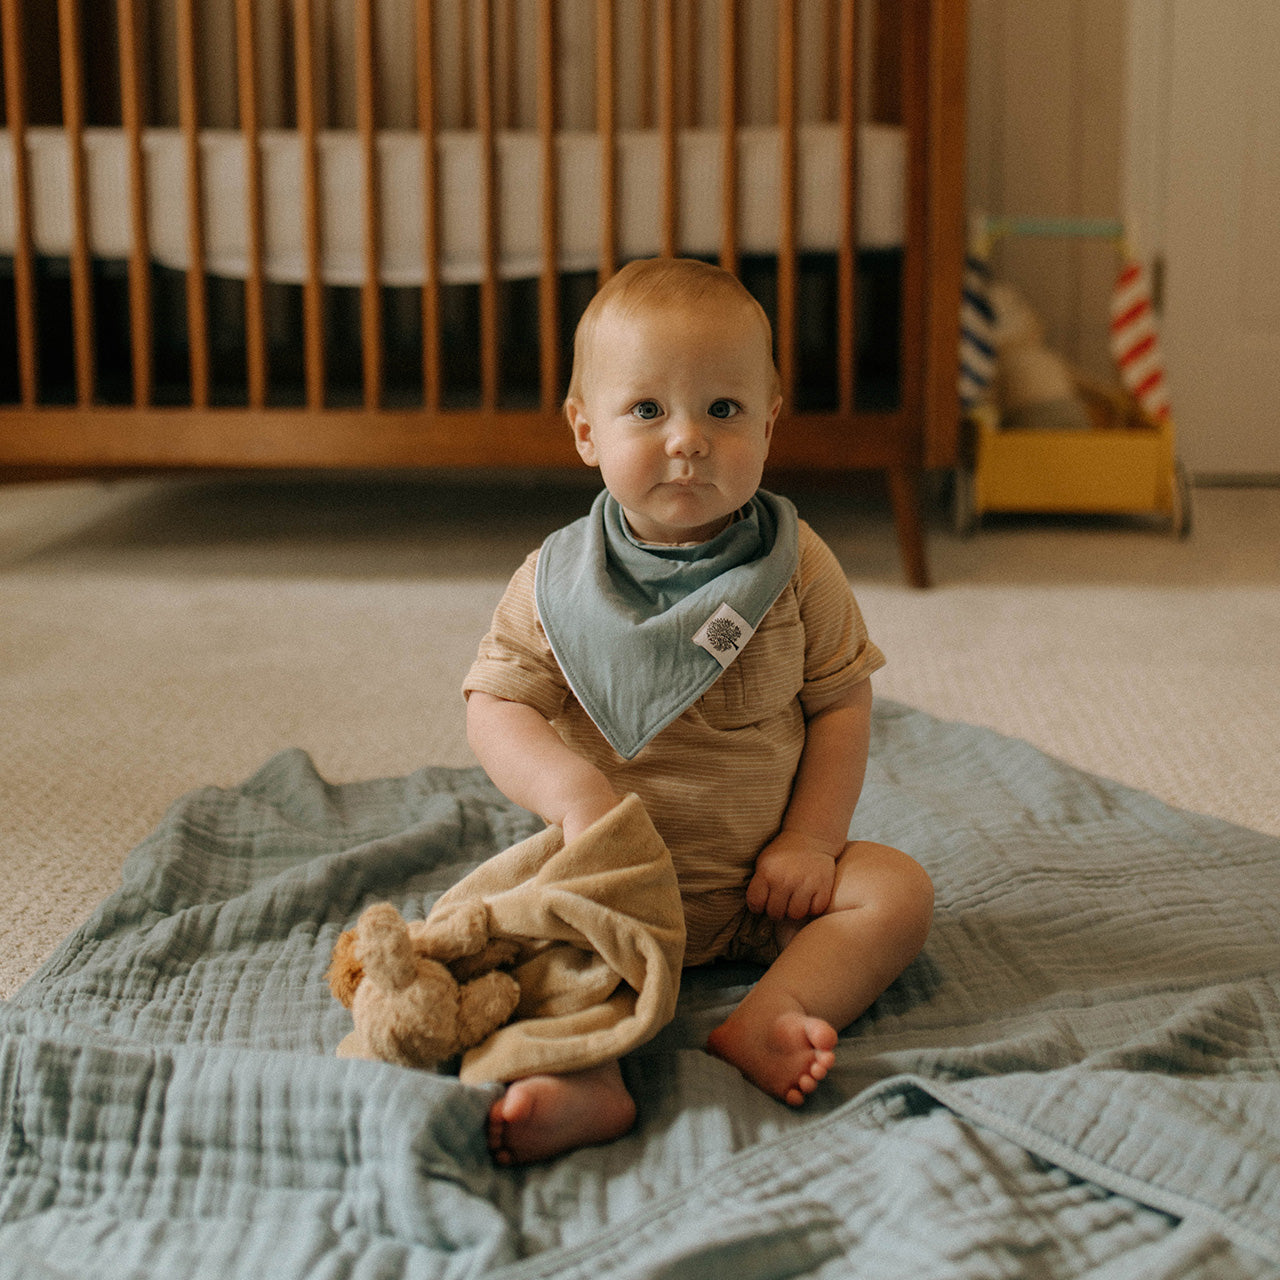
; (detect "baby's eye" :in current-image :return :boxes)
[708,399,741,420]
[631,400,662,421]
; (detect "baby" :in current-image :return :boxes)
[464,257,933,1165]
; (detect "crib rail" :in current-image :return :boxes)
[0,0,966,587]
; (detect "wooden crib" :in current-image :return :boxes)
[0,0,965,585]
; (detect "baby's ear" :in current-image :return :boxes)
[566,399,599,467]
[764,394,782,448]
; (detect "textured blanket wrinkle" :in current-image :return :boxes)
[2,702,1279,1279]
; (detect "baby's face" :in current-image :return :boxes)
[566,296,781,544]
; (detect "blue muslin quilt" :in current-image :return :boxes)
[2,700,1278,1279]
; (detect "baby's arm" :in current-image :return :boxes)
[746,678,872,920]
[466,691,621,843]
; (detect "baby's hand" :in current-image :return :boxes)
[746,832,841,921]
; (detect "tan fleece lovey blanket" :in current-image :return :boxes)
[338,792,687,1084]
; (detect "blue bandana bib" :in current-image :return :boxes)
[534,489,800,759]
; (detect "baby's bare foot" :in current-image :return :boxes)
[706,1009,837,1107]
[487,1062,636,1166]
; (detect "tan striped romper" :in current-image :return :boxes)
[462,519,885,967]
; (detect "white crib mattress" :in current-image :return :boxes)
[0,123,905,287]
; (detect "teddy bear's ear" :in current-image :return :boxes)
[326,929,363,1007]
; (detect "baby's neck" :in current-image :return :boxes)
[624,511,737,548]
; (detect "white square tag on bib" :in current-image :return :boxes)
[692,602,756,669]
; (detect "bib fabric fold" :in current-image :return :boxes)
[534,488,799,759]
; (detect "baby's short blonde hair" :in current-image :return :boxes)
[566,257,781,404]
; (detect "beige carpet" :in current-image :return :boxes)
[3,472,1278,997]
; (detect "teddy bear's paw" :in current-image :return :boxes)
[412,898,492,962]
[450,936,521,982]
[457,970,522,1049]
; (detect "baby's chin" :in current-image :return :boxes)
[625,505,736,545]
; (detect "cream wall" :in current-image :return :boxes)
[965,0,1127,382]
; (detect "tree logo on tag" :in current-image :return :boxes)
[693,602,755,669]
[705,616,743,653]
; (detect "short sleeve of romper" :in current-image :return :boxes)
[794,522,885,710]
[463,550,570,720]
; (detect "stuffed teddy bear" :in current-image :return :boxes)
[327,899,521,1071]
[989,281,1092,432]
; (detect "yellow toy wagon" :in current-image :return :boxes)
[954,217,1192,538]
[955,384,1191,536]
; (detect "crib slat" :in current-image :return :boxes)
[893,0,931,590]
[458,0,474,126]
[355,0,383,410]
[718,0,738,275]
[822,0,839,122]
[477,0,499,409]
[417,0,442,412]
[117,0,153,408]
[596,0,616,283]
[923,0,968,471]
[680,1,698,127]
[235,0,268,409]
[57,0,96,406]
[658,0,676,257]
[294,0,326,409]
[176,0,210,408]
[636,0,653,130]
[537,0,560,411]
[899,0,929,424]
[837,0,860,415]
[1,0,38,406]
[498,0,516,130]
[776,0,798,405]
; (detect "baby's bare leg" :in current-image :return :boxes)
[706,841,933,1106]
[487,1060,636,1165]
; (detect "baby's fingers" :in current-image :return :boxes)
[804,881,833,918]
[765,883,797,920]
[753,876,799,921]
[745,871,772,916]
[782,873,834,921]
[784,890,814,920]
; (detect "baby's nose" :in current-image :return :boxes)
[665,415,709,456]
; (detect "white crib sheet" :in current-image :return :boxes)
[0,123,905,287]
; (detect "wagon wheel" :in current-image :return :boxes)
[1170,459,1193,538]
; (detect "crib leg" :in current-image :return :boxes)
[887,466,931,589]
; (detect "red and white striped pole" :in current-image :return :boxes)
[1110,259,1171,422]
